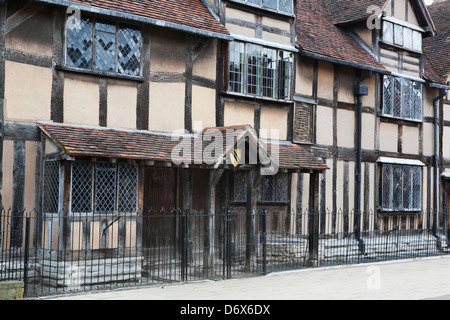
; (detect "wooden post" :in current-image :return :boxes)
[203,168,223,278]
[245,169,261,272]
[308,171,320,266]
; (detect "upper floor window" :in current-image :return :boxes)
[382,75,423,121]
[232,0,294,15]
[228,41,293,100]
[66,17,142,76]
[382,20,422,53]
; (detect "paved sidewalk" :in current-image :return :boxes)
[46,256,450,300]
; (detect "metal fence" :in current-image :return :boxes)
[0,207,449,298]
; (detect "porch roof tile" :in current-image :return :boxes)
[38,122,328,172]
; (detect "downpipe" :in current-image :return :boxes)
[433,88,448,252]
[353,71,372,256]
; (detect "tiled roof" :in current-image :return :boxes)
[38,123,328,171]
[57,0,229,36]
[423,1,450,84]
[327,0,387,26]
[296,0,387,73]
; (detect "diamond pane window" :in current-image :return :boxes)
[382,20,423,53]
[382,76,422,121]
[95,163,117,214]
[118,26,141,76]
[412,31,422,52]
[279,0,293,14]
[394,24,404,46]
[66,16,141,76]
[233,0,292,14]
[70,161,138,214]
[383,21,394,44]
[263,0,277,10]
[66,17,93,69]
[233,172,289,203]
[380,163,422,212]
[117,163,138,213]
[43,161,60,214]
[403,27,413,51]
[95,21,116,72]
[71,162,93,213]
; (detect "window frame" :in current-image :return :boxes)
[229,0,294,16]
[382,75,423,122]
[232,171,290,204]
[70,161,139,215]
[64,15,143,78]
[381,20,423,53]
[227,41,294,101]
[378,163,422,213]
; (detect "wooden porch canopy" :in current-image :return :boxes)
[37,122,328,173]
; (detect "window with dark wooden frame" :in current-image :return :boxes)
[232,171,290,204]
[379,163,422,212]
[382,20,422,52]
[382,75,423,121]
[230,0,294,15]
[70,162,138,214]
[66,16,142,76]
[228,41,293,101]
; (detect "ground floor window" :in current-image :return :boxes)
[71,161,138,214]
[380,163,422,212]
[233,171,289,203]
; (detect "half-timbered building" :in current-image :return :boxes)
[0,0,449,295]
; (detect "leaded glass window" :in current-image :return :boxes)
[382,76,422,121]
[43,160,61,214]
[70,161,138,214]
[382,20,422,53]
[380,164,422,212]
[233,172,289,203]
[228,41,293,100]
[232,0,293,14]
[66,16,141,76]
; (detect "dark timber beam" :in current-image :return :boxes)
[5,2,45,35]
[245,169,262,272]
[203,168,224,278]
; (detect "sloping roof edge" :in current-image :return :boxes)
[35,0,232,40]
[37,122,328,172]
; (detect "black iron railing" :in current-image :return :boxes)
[0,207,448,298]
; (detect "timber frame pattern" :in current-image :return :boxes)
[0,0,449,297]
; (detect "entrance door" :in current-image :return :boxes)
[144,167,178,211]
[142,167,180,267]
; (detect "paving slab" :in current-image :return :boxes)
[44,255,450,301]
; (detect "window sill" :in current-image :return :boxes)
[377,209,423,215]
[229,201,289,206]
[379,41,422,55]
[56,65,144,82]
[222,90,293,105]
[379,113,423,125]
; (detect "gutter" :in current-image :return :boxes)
[33,0,233,41]
[353,70,372,256]
[299,50,389,75]
[433,88,448,250]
